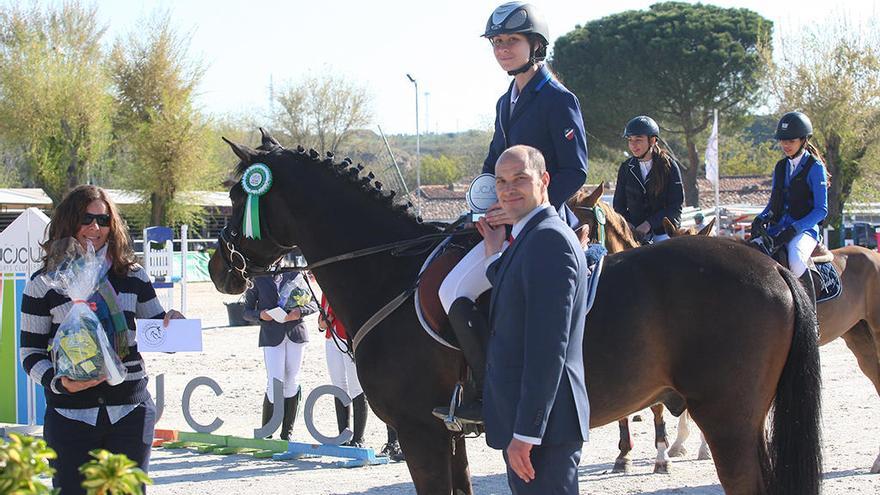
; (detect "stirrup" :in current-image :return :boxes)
[443,383,464,433]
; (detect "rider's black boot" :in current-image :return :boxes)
[280,388,301,441]
[432,297,488,424]
[350,393,368,448]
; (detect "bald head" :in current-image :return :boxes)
[496,145,546,176]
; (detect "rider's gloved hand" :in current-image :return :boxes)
[749,217,767,238]
[774,226,797,246]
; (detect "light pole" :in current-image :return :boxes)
[406,73,421,217]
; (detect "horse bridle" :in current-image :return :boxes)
[573,204,607,247]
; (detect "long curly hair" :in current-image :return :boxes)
[42,185,138,277]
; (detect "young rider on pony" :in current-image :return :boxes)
[750,111,830,294]
[434,1,588,424]
[612,116,684,243]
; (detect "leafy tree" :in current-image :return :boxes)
[553,1,772,206]
[420,154,464,185]
[764,21,880,245]
[273,74,372,154]
[0,1,112,202]
[109,13,211,227]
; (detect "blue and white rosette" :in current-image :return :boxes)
[241,163,273,239]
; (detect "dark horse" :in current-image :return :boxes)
[209,133,822,495]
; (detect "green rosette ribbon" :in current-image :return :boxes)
[241,163,273,239]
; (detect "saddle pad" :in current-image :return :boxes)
[816,261,842,303]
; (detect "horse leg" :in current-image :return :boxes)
[840,321,880,473]
[450,434,473,495]
[697,430,712,460]
[688,406,767,495]
[651,404,672,474]
[668,409,690,457]
[613,418,633,473]
[396,421,457,494]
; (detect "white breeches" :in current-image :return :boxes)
[263,337,306,403]
[325,338,362,399]
[438,241,494,313]
[787,232,818,277]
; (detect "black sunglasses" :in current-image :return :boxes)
[81,213,111,227]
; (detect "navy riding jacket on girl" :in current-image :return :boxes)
[757,152,829,240]
[482,64,588,226]
[612,156,685,235]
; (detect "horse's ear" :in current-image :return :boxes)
[222,136,257,163]
[584,183,604,207]
[662,217,677,237]
[698,217,716,236]
[259,128,282,148]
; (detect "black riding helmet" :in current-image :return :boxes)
[623,116,660,138]
[483,2,549,76]
[774,111,813,158]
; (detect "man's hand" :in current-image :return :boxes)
[284,308,302,322]
[163,309,185,327]
[260,310,273,321]
[506,438,536,483]
[485,203,515,227]
[61,376,105,393]
[476,216,506,257]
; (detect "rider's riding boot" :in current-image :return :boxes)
[280,387,302,441]
[350,393,368,448]
[798,269,817,308]
[261,394,275,438]
[334,398,350,435]
[432,297,488,424]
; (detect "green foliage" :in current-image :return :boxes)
[79,449,151,495]
[765,19,880,245]
[0,432,58,494]
[109,13,212,227]
[718,129,778,177]
[0,1,113,202]
[420,154,463,185]
[553,1,772,205]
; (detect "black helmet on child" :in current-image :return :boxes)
[774,112,813,140]
[483,2,549,75]
[623,116,660,138]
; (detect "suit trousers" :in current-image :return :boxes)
[44,403,155,495]
[503,441,582,495]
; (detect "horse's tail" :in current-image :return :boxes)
[765,267,823,495]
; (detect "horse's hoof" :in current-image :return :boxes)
[653,462,670,474]
[612,458,631,473]
[698,446,712,461]
[870,455,880,474]
[632,414,643,422]
[668,444,687,457]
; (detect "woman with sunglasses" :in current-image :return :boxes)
[435,1,588,424]
[20,185,183,494]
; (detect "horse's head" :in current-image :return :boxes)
[663,216,716,238]
[569,183,640,253]
[209,128,299,294]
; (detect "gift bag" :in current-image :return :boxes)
[42,240,126,386]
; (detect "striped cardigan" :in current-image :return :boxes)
[20,264,166,409]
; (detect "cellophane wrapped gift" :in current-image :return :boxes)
[42,240,126,386]
[278,278,311,312]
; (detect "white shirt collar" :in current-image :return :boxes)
[512,204,552,239]
[788,151,806,172]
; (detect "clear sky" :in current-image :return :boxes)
[54,0,880,134]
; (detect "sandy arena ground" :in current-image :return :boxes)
[142,282,880,494]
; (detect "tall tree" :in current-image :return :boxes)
[0,1,112,202]
[765,22,880,246]
[110,13,210,226]
[553,2,772,206]
[272,74,372,154]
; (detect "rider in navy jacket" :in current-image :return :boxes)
[483,62,588,227]
[613,116,684,242]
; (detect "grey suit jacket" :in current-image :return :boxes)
[483,206,590,449]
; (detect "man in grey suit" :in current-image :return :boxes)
[475,145,590,494]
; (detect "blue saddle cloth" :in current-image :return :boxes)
[815,261,842,303]
[583,244,607,314]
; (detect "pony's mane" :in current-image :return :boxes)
[599,199,640,247]
[231,143,424,224]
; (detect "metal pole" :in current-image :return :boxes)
[714,109,720,233]
[406,74,421,216]
[181,224,188,315]
[424,91,430,135]
[377,125,410,196]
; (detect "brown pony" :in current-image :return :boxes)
[578,185,880,474]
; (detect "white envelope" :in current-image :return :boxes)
[136,319,203,352]
[266,307,288,323]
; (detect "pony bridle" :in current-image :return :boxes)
[218,224,297,283]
